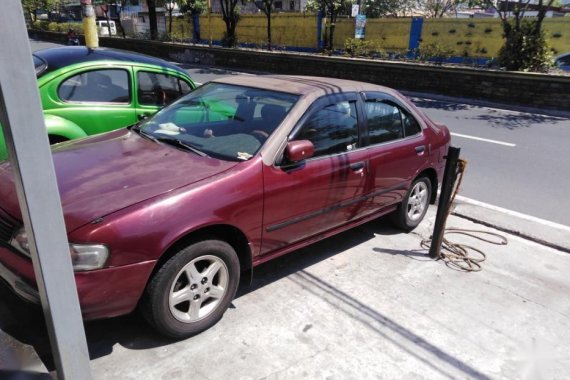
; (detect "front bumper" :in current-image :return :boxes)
[0,245,157,320]
[0,260,40,304]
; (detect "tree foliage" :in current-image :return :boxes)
[416,0,464,18]
[162,0,187,37]
[253,0,275,50]
[180,0,207,15]
[21,0,58,22]
[362,0,400,18]
[306,0,347,51]
[219,0,241,47]
[478,0,555,71]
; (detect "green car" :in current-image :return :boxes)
[0,46,196,160]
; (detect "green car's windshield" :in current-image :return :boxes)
[33,54,47,77]
[139,83,299,161]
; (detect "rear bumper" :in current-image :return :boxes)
[0,246,156,320]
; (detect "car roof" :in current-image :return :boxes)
[212,75,398,98]
[33,46,187,76]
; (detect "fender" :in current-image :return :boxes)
[0,114,88,161]
[43,114,88,141]
[0,131,6,161]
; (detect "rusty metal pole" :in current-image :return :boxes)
[429,146,461,259]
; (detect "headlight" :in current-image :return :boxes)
[69,244,109,272]
[10,228,30,254]
[11,228,108,271]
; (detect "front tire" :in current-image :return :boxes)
[392,176,432,231]
[141,240,240,339]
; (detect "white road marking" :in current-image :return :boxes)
[450,132,516,147]
[455,195,570,232]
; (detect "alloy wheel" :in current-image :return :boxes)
[407,181,429,222]
[168,255,229,323]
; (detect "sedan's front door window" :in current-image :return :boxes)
[295,101,358,158]
[58,69,130,103]
[137,71,190,106]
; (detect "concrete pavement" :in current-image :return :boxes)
[1,202,569,379]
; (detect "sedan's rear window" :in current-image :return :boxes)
[33,55,47,77]
[140,83,299,161]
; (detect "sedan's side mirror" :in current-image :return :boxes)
[286,140,314,163]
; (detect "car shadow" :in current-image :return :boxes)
[0,216,449,375]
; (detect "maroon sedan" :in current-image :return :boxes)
[0,76,450,338]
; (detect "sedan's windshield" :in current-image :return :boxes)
[139,83,299,161]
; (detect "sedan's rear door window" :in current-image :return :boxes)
[365,101,403,144]
[58,69,130,103]
[402,110,421,137]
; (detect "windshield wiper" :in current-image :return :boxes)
[131,125,160,143]
[155,137,208,157]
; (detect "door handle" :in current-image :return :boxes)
[350,162,366,177]
[138,113,151,121]
[350,162,365,171]
[415,145,425,154]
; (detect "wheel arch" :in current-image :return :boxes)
[44,114,88,141]
[151,224,253,289]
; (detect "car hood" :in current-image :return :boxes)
[0,129,237,232]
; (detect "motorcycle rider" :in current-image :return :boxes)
[67,28,79,45]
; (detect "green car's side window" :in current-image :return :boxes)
[137,71,191,107]
[179,79,193,95]
[58,69,130,104]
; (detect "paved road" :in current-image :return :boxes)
[411,98,570,226]
[30,40,570,226]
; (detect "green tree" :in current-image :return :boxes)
[416,0,465,18]
[146,0,158,40]
[219,0,241,47]
[253,0,275,50]
[306,0,351,51]
[162,0,188,37]
[180,0,207,14]
[479,0,555,71]
[362,0,399,18]
[21,0,57,22]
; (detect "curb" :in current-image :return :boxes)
[451,197,570,254]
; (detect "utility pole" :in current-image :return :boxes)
[208,0,213,47]
[0,1,92,379]
[81,0,99,48]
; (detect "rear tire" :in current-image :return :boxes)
[141,240,240,339]
[392,176,432,231]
